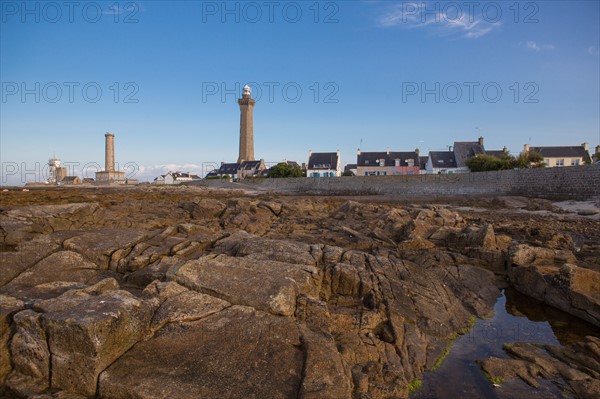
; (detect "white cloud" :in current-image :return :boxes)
[376,1,500,39]
[134,163,214,182]
[525,41,555,52]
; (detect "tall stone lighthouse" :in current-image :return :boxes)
[237,85,256,163]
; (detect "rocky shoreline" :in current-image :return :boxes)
[1,187,599,398]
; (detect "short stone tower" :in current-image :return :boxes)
[237,85,256,163]
[95,132,125,182]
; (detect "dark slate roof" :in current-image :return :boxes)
[205,170,219,178]
[344,164,357,175]
[419,156,429,170]
[173,172,201,179]
[218,163,239,174]
[308,152,338,169]
[453,142,485,168]
[486,150,506,158]
[530,146,592,163]
[239,160,262,170]
[429,151,457,168]
[357,151,419,167]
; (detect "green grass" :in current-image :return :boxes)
[463,315,476,334]
[482,371,504,385]
[408,379,422,393]
[431,347,450,370]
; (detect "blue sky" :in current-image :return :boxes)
[1,0,599,183]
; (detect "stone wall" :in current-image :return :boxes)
[194,166,600,200]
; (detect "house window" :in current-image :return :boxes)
[383,172,387,176]
[571,159,580,166]
[365,160,369,165]
[395,159,400,166]
[376,171,380,176]
[556,159,565,166]
[330,172,335,177]
[365,172,369,176]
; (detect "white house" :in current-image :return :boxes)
[426,151,460,174]
[154,171,201,185]
[306,150,342,177]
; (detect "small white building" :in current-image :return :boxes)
[426,151,460,174]
[306,150,342,177]
[154,171,201,185]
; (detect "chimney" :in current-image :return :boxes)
[478,136,484,147]
[357,148,361,156]
[503,146,508,154]
[582,142,589,151]
[105,133,115,172]
[415,148,420,156]
[524,144,530,153]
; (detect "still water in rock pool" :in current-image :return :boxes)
[411,288,600,399]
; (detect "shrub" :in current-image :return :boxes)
[268,163,303,178]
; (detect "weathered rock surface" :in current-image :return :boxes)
[0,295,25,385]
[479,337,600,398]
[169,253,320,317]
[509,245,600,326]
[5,280,155,397]
[99,306,304,399]
[6,310,50,397]
[0,203,102,245]
[0,235,61,288]
[41,289,153,396]
[62,228,150,269]
[9,251,100,288]
[0,188,598,399]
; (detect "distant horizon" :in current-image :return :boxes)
[2,1,599,185]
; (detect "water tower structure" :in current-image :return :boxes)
[48,158,61,184]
